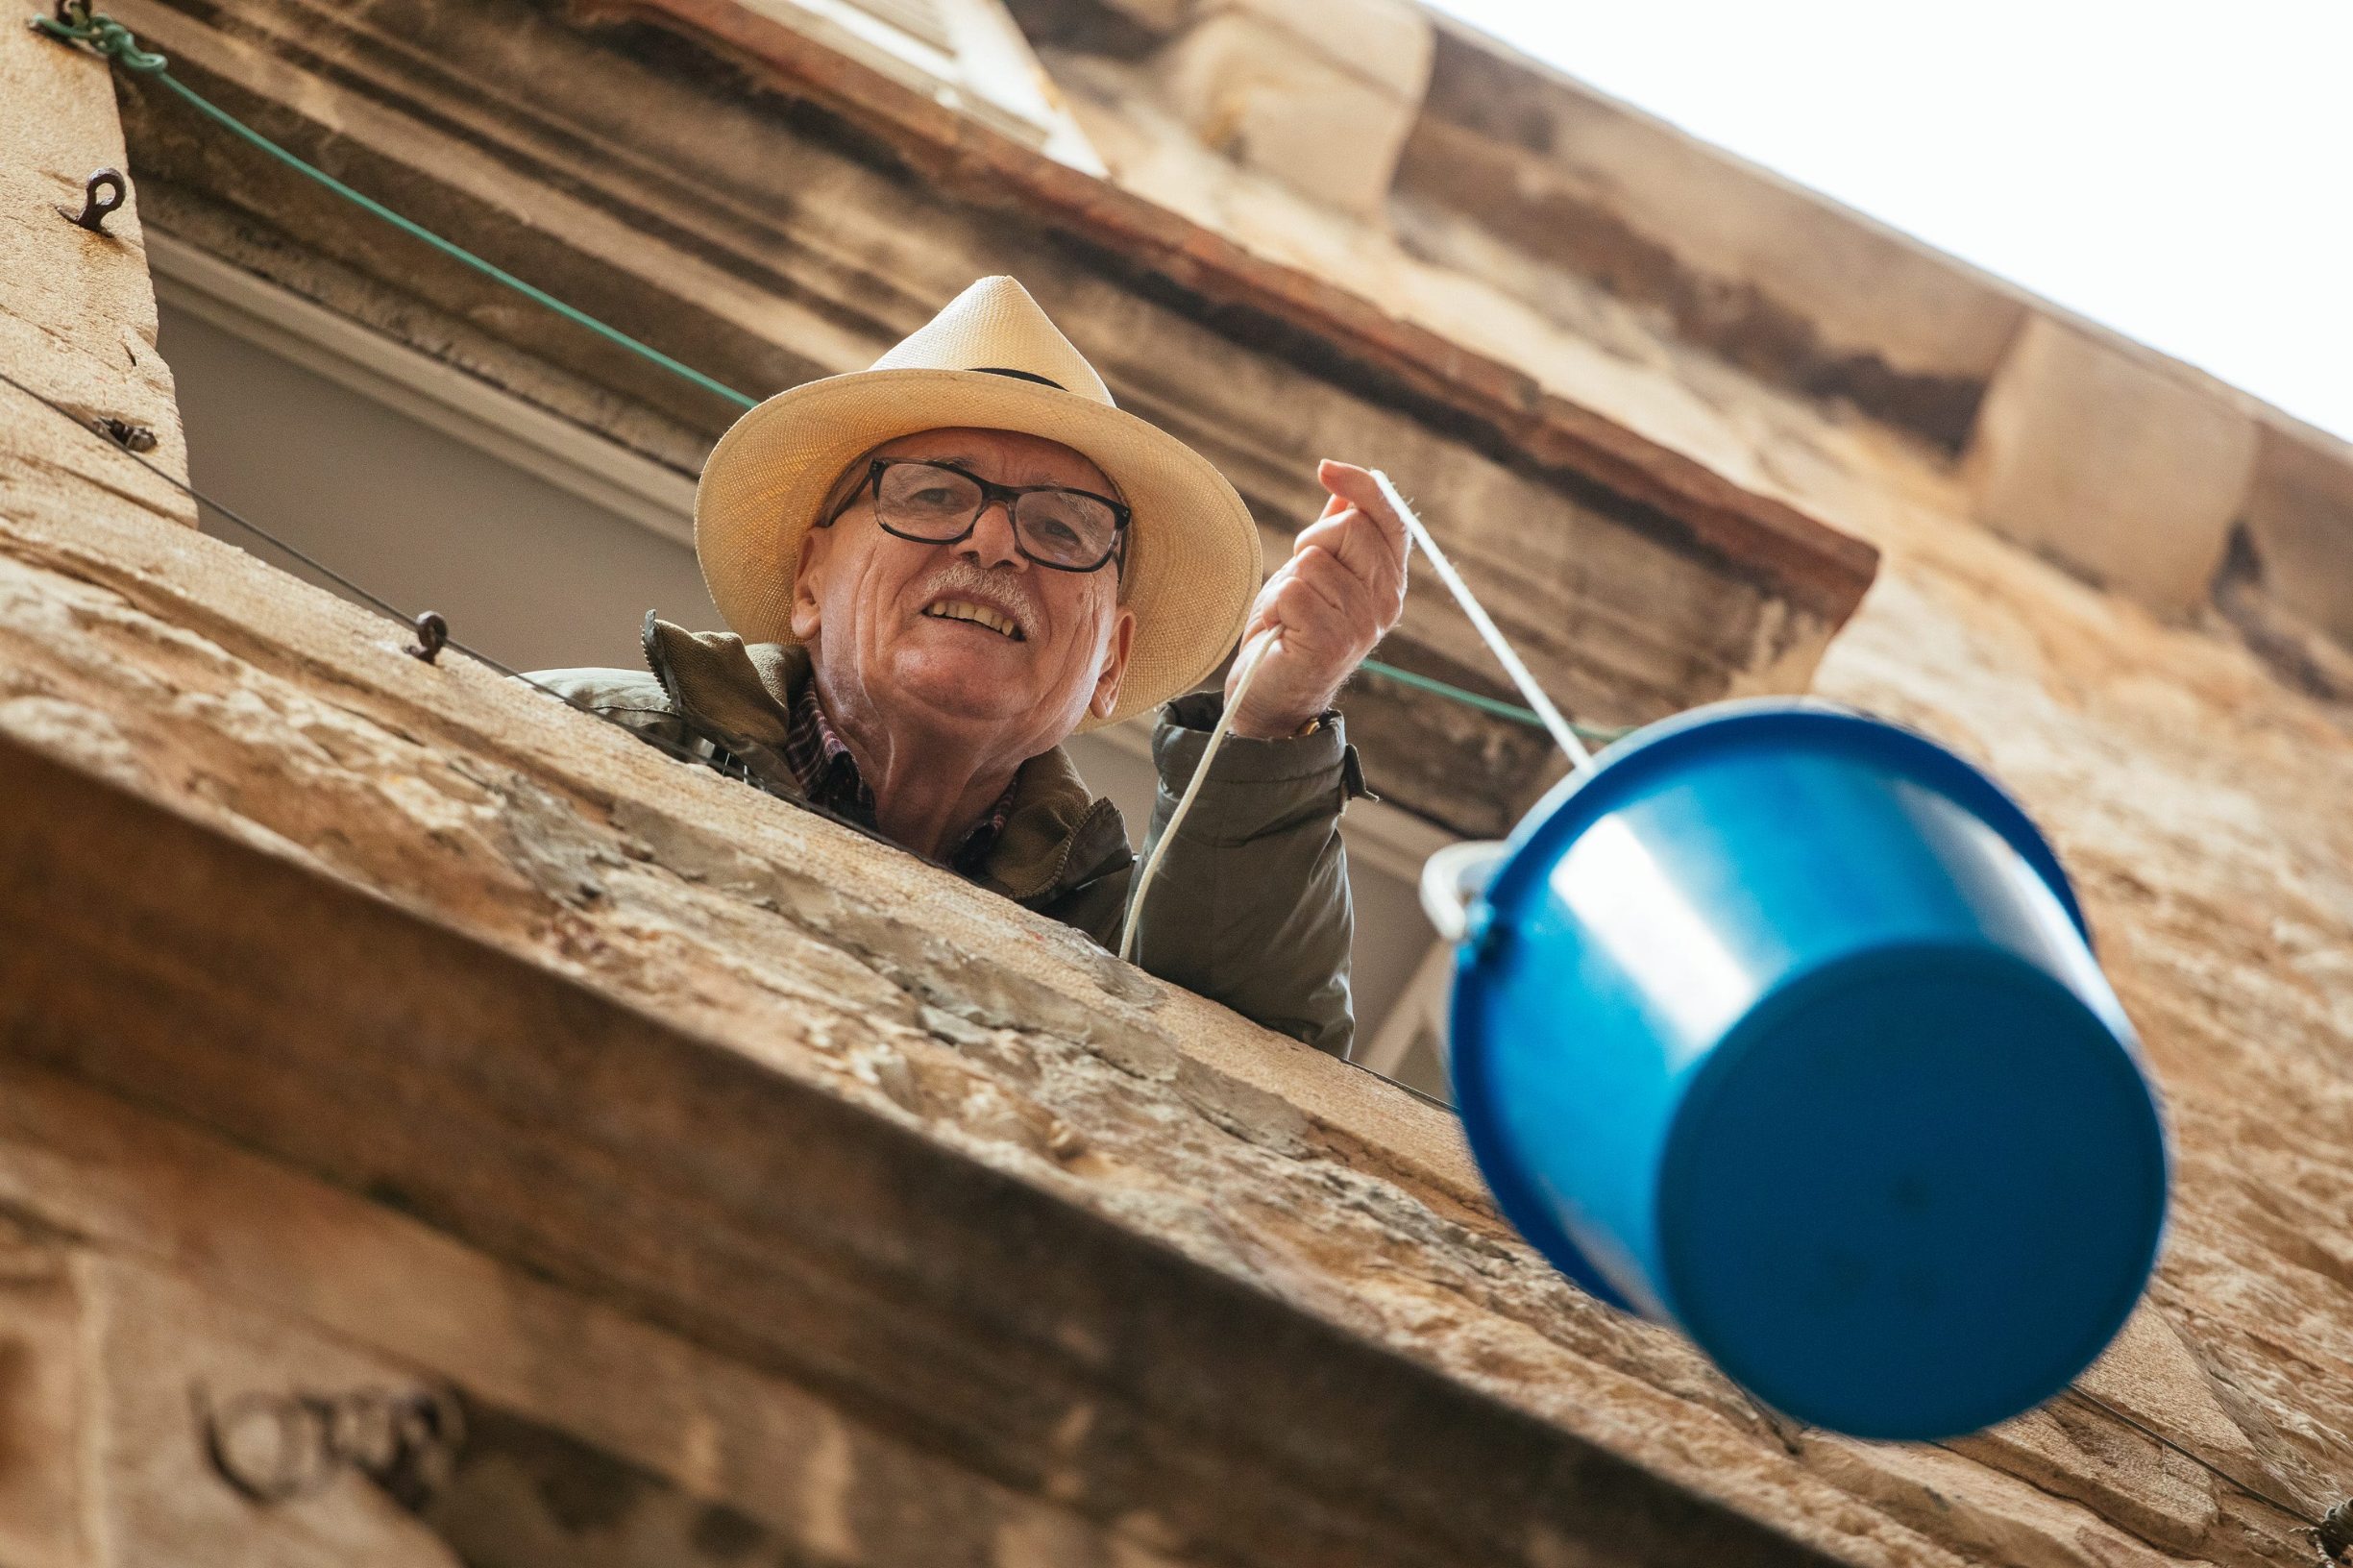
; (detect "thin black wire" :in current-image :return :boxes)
[1341,1054,1452,1112]
[2,366,412,627]
[0,364,746,784]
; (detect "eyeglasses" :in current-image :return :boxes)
[823,458,1130,575]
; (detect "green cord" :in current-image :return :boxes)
[38,7,1629,745]
[37,6,756,409]
[152,74,760,409]
[1358,659,1629,747]
[32,3,166,71]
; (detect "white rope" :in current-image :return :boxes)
[1122,474,1593,967]
[1369,469,1593,773]
[1118,629,1279,964]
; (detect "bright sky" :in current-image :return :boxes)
[1426,0,2353,443]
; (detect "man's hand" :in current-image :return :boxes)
[1225,459,1411,739]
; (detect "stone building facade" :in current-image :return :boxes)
[0,1,2346,1564]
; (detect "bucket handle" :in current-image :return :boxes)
[1420,840,1510,944]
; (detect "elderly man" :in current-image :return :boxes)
[533,278,1407,1056]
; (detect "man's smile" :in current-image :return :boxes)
[920,596,1027,641]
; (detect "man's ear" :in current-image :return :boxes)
[789,527,832,642]
[1089,605,1138,721]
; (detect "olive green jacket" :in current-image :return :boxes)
[527,616,1362,1056]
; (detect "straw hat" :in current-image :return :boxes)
[695,277,1262,730]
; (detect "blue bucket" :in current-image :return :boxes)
[1442,700,2168,1439]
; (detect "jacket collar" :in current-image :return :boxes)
[638,615,1129,905]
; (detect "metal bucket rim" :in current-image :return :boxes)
[1481,699,2090,950]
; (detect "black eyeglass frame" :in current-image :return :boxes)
[821,457,1131,576]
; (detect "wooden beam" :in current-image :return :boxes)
[0,1058,1214,1563]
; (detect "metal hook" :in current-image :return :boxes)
[61,167,126,234]
[194,1384,334,1505]
[406,611,448,664]
[94,416,157,453]
[2316,1497,2351,1564]
[192,1382,463,1512]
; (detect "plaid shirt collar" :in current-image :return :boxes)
[782,679,1019,876]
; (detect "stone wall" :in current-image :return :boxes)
[1030,1,2353,684]
[7,264,2349,1566]
[1,7,2347,1567]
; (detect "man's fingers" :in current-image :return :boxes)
[1295,542,1388,625]
[1296,508,1389,571]
[1249,554,1338,634]
[1246,546,1372,657]
[1294,510,1406,618]
[1231,467,1422,727]
[1292,510,1361,553]
[1280,547,1360,626]
[1240,553,1310,641]
[1316,458,1381,507]
[1316,458,1411,563]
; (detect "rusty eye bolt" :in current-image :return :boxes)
[61,167,127,234]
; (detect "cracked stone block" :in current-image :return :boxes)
[2238,421,2353,650]
[1963,315,2258,614]
[1159,0,1434,217]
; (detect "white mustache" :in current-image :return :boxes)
[916,559,1040,633]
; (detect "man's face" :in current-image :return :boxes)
[790,428,1137,757]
